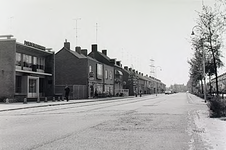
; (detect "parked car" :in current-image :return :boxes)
[165,90,172,94]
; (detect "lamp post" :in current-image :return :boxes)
[191,26,207,102]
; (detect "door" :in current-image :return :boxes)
[27,77,39,98]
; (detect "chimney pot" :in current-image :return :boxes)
[102,50,107,56]
[92,44,97,52]
[116,61,121,66]
[64,40,70,50]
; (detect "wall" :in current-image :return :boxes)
[55,49,88,86]
[0,39,16,100]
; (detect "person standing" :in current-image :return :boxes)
[64,85,70,102]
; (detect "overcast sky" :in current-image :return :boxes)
[0,0,224,87]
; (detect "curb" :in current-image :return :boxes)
[0,96,135,112]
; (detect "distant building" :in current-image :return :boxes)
[0,35,55,102]
[170,84,187,93]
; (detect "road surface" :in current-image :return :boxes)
[0,93,209,150]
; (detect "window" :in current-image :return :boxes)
[105,70,108,79]
[109,71,113,80]
[23,54,29,67]
[16,53,21,66]
[37,57,45,71]
[89,66,92,72]
[15,76,22,93]
[96,64,103,79]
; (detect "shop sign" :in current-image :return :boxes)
[24,40,46,51]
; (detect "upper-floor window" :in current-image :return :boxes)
[105,70,108,79]
[37,57,45,71]
[16,53,21,66]
[109,71,113,80]
[89,66,92,72]
[23,54,32,70]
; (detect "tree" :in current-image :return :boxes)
[192,3,226,96]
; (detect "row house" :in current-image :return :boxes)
[88,44,123,96]
[55,41,106,99]
[0,35,166,102]
[122,66,166,96]
[0,35,55,102]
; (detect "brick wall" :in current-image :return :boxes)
[0,39,16,100]
[55,49,88,86]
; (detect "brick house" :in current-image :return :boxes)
[88,44,125,96]
[0,35,55,102]
[55,40,104,99]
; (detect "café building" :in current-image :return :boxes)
[0,35,55,102]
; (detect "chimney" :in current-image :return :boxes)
[102,50,107,56]
[136,71,138,74]
[76,46,81,54]
[81,49,87,56]
[129,68,132,71]
[141,73,143,76]
[133,69,135,73]
[110,59,116,65]
[116,61,121,66]
[64,39,70,50]
[124,66,128,70]
[92,44,97,52]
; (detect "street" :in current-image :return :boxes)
[0,93,211,149]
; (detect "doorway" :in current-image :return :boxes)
[27,76,39,98]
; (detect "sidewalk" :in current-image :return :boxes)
[0,96,137,112]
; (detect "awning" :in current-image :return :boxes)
[116,70,123,76]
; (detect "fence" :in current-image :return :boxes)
[55,85,87,100]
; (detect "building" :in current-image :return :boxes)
[88,45,122,96]
[0,35,55,102]
[55,41,108,99]
[211,72,226,94]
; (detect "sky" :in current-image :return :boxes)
[0,0,224,87]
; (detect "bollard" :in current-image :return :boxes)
[52,97,55,102]
[44,97,48,102]
[37,97,40,103]
[5,98,9,104]
[23,98,27,104]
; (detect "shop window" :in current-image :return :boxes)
[16,76,22,93]
[39,78,44,93]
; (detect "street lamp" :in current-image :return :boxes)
[191,26,207,103]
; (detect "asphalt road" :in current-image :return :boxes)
[0,93,208,150]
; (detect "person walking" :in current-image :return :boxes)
[64,85,70,102]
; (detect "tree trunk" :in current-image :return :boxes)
[210,42,219,96]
